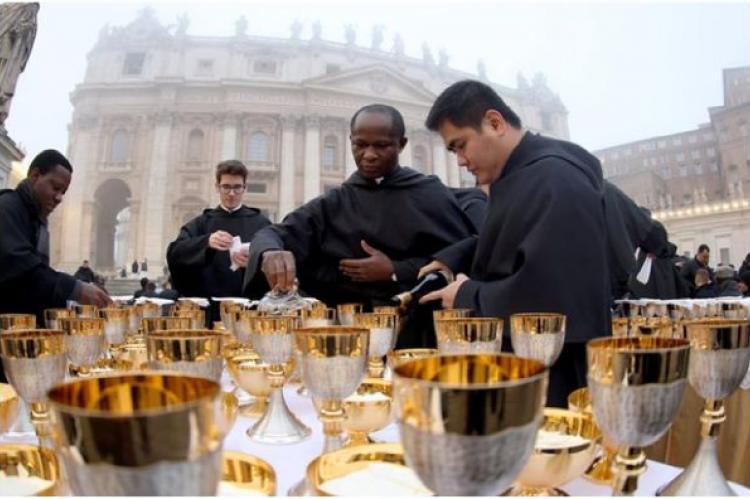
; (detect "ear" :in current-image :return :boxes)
[484,109,508,136]
[28,168,41,182]
[398,136,408,152]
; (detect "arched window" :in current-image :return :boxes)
[323,135,338,171]
[413,145,427,173]
[248,132,269,162]
[111,129,129,163]
[187,129,204,161]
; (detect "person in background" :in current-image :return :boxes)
[693,268,718,298]
[131,259,139,276]
[133,277,149,299]
[680,244,713,294]
[738,271,750,297]
[715,265,742,297]
[73,259,95,283]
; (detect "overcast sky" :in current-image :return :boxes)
[5,1,750,163]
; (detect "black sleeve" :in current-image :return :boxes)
[433,237,478,275]
[166,217,213,295]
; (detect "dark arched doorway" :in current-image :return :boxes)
[93,179,131,271]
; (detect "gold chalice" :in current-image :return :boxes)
[97,308,130,346]
[612,317,629,337]
[57,317,106,375]
[658,319,750,496]
[110,335,148,369]
[220,451,276,496]
[507,408,601,496]
[434,317,502,354]
[72,304,97,318]
[245,315,311,444]
[342,378,394,447]
[393,354,548,496]
[0,314,36,331]
[140,301,161,319]
[510,313,567,366]
[336,303,362,326]
[0,330,66,441]
[234,309,265,344]
[141,316,193,335]
[0,443,61,495]
[146,329,224,381]
[373,305,400,315]
[294,326,369,453]
[42,309,74,329]
[127,304,143,332]
[307,443,432,496]
[0,383,20,434]
[302,307,337,327]
[172,308,205,329]
[432,308,471,331]
[353,313,398,378]
[567,387,615,485]
[387,348,439,376]
[633,317,674,338]
[69,358,133,378]
[47,373,227,495]
[220,301,244,332]
[226,351,273,418]
[587,337,690,495]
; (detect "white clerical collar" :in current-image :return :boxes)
[220,204,242,213]
[375,177,384,184]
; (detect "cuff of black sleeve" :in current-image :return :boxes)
[454,279,480,312]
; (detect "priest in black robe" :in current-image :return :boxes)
[167,160,271,323]
[243,104,476,348]
[420,80,610,407]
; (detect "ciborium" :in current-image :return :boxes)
[0,443,61,495]
[57,317,107,374]
[353,313,398,377]
[336,303,362,326]
[510,313,567,366]
[220,451,276,496]
[295,326,369,453]
[657,319,750,496]
[0,330,66,441]
[245,315,310,444]
[47,373,226,495]
[506,408,601,496]
[98,308,130,346]
[393,354,548,495]
[0,383,20,434]
[342,378,394,447]
[43,308,74,329]
[146,329,224,381]
[587,337,690,495]
[434,317,502,354]
[568,387,615,485]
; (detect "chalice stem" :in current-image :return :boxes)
[612,447,645,496]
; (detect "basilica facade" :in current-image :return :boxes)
[51,8,569,275]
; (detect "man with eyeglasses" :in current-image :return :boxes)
[167,160,271,322]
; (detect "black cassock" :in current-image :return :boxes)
[167,205,271,320]
[243,166,476,347]
[435,132,610,407]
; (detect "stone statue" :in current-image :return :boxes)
[477,59,487,80]
[344,24,356,46]
[392,33,404,57]
[312,20,322,40]
[176,13,189,36]
[438,48,449,68]
[235,16,247,37]
[0,2,39,128]
[290,20,302,40]
[371,24,384,50]
[422,42,434,66]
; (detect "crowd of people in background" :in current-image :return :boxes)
[674,246,750,299]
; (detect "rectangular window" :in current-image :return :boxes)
[246,182,267,194]
[691,150,701,160]
[123,52,145,75]
[720,248,731,265]
[253,60,277,74]
[195,59,214,76]
[323,144,337,170]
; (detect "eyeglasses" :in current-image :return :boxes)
[218,184,246,194]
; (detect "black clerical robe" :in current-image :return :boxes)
[166,205,271,304]
[450,187,488,233]
[244,167,475,345]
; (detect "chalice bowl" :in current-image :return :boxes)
[58,317,107,375]
[0,330,66,442]
[0,443,61,495]
[295,326,369,453]
[0,314,36,331]
[587,337,690,495]
[510,313,567,366]
[342,378,394,447]
[220,451,277,496]
[658,319,750,496]
[146,329,224,381]
[0,383,20,435]
[172,308,205,329]
[141,316,193,335]
[393,354,547,495]
[301,307,337,327]
[234,309,265,344]
[220,301,244,332]
[73,304,98,319]
[507,408,601,496]
[433,308,471,331]
[245,315,311,444]
[387,348,439,377]
[98,308,130,346]
[434,317,503,354]
[568,387,615,485]
[43,308,74,329]
[353,313,398,377]
[47,373,227,495]
[226,349,274,418]
[336,303,362,326]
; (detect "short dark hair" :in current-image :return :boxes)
[28,149,73,175]
[425,80,522,131]
[697,244,710,254]
[140,277,149,289]
[215,160,248,183]
[350,104,406,139]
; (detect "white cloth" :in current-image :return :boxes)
[229,236,250,272]
[178,297,210,308]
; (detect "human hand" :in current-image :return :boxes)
[339,240,395,282]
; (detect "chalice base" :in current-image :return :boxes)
[504,485,568,496]
[246,389,311,444]
[656,436,736,496]
[297,385,309,397]
[238,399,267,419]
[287,477,312,496]
[584,452,615,485]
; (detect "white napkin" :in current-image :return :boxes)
[134,297,174,306]
[635,248,653,285]
[110,295,134,302]
[229,236,250,271]
[178,297,210,307]
[211,297,252,306]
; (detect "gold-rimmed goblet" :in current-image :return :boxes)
[342,378,394,447]
[587,337,690,495]
[0,443,61,495]
[658,319,750,496]
[172,308,206,329]
[0,314,36,331]
[43,308,74,329]
[140,301,161,319]
[73,304,97,319]
[0,383,20,435]
[434,317,502,354]
[220,301,244,332]
[226,350,274,418]
[336,303,362,326]
[110,335,148,369]
[98,308,130,346]
[506,408,601,496]
[568,387,615,485]
[220,451,277,496]
[0,330,66,442]
[57,317,107,375]
[141,316,193,335]
[432,308,471,332]
[633,316,674,338]
[387,348,439,374]
[245,315,311,444]
[393,354,548,495]
[234,309,265,344]
[47,373,227,495]
[353,313,398,378]
[510,313,567,367]
[302,307,337,327]
[146,329,224,381]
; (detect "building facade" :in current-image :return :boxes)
[595,65,750,266]
[51,9,570,275]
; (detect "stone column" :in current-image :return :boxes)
[278,115,297,218]
[221,112,238,160]
[80,201,95,263]
[143,113,173,275]
[303,115,321,202]
[343,123,357,177]
[432,140,448,184]
[447,150,461,187]
[127,199,140,266]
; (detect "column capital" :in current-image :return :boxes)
[305,114,320,128]
[150,111,174,128]
[280,114,300,129]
